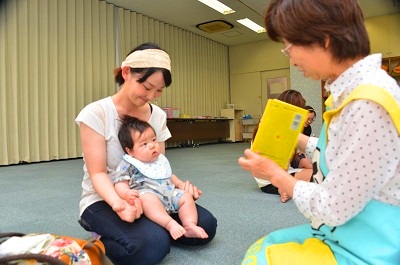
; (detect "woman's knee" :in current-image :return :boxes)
[104,220,171,265]
[103,237,170,265]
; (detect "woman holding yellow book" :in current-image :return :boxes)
[239,0,400,264]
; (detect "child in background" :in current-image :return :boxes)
[112,115,208,240]
[302,106,316,137]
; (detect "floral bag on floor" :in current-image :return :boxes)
[0,233,113,265]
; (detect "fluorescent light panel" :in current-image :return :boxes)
[198,0,235,15]
[237,18,266,33]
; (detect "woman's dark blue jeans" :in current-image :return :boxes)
[79,201,217,265]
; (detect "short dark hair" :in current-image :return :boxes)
[114,42,172,87]
[304,105,316,117]
[264,0,370,62]
[277,89,306,108]
[254,90,305,142]
[118,115,156,153]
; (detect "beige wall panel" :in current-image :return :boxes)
[229,39,291,118]
[365,13,400,57]
[260,69,291,111]
[229,40,289,75]
[230,72,262,117]
[388,13,400,57]
[364,16,390,55]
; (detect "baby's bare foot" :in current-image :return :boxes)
[184,224,209,239]
[166,219,186,240]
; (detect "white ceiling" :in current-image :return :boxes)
[105,0,400,46]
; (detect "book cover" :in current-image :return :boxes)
[251,99,308,169]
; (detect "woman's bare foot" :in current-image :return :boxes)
[184,224,209,239]
[166,219,186,240]
[278,188,292,203]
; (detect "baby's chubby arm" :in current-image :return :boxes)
[115,180,139,205]
[171,174,202,200]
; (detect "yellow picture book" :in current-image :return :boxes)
[251,99,308,169]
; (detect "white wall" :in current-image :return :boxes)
[229,40,292,118]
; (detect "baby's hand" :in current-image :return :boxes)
[180,180,202,200]
[123,189,139,205]
[112,198,143,223]
[111,199,125,212]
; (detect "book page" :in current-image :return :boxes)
[251,99,307,169]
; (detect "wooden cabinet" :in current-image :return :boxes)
[319,14,400,115]
[365,13,400,57]
[365,16,389,56]
[167,118,229,143]
[388,15,400,57]
[220,108,244,142]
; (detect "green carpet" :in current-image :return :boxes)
[0,142,308,264]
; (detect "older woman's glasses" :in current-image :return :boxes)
[281,43,293,57]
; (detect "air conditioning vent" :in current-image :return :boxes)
[196,20,234,33]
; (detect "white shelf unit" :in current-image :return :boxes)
[221,108,244,142]
[241,118,260,141]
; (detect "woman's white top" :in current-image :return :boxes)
[75,97,171,216]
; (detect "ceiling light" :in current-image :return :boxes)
[198,0,235,15]
[237,18,266,33]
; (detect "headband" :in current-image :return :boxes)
[305,106,315,111]
[121,49,171,71]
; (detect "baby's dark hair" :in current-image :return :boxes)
[118,115,156,153]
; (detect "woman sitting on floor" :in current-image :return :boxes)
[251,90,313,203]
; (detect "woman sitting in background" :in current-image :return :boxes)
[252,90,313,202]
[302,105,316,136]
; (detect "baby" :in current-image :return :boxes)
[112,115,208,240]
